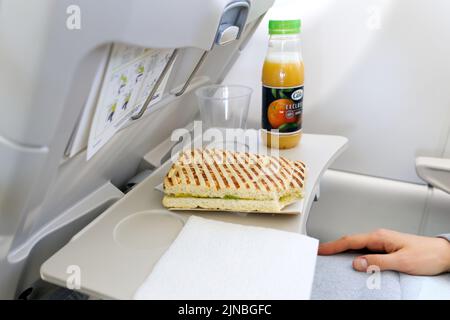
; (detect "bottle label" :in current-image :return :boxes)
[262,85,303,133]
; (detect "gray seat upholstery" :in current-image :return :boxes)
[311,253,450,300]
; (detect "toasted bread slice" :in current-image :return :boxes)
[162,193,300,213]
[163,149,306,202]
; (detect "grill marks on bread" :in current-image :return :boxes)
[164,149,305,200]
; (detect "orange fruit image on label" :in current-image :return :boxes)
[267,98,298,129]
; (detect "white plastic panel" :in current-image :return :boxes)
[416,157,450,194]
[444,134,450,158]
[0,139,48,260]
[306,170,428,242]
[0,0,234,146]
[422,189,450,237]
[224,0,450,184]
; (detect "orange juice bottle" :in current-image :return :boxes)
[262,20,304,149]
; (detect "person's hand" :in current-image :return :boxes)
[318,229,450,276]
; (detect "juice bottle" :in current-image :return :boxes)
[262,19,304,149]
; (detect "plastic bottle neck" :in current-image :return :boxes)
[269,33,301,40]
[266,33,302,62]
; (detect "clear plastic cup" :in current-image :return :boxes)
[195,85,253,129]
[195,85,253,152]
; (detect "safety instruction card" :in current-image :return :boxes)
[86,44,174,160]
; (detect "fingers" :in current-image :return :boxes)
[318,230,424,274]
[318,233,373,255]
[318,229,399,255]
[353,253,402,272]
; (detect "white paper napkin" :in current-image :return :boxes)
[134,216,318,300]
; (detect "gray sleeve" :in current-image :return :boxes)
[437,234,450,242]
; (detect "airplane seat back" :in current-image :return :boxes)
[0,0,274,299]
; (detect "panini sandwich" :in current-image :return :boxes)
[162,149,306,213]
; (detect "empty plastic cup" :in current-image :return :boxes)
[195,85,253,129]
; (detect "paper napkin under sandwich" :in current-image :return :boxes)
[134,216,318,300]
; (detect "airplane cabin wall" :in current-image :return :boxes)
[224,0,450,236]
[226,0,450,183]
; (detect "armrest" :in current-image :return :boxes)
[416,157,450,194]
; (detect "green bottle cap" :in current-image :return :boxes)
[268,19,301,35]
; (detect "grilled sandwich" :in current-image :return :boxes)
[162,149,306,213]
